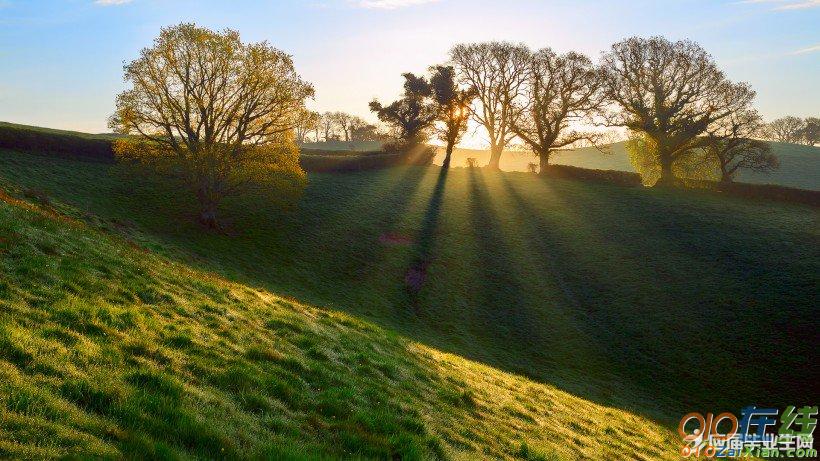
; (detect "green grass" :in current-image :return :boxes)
[441,141,820,190]
[0,148,816,458]
[0,160,682,459]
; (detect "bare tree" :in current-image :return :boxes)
[510,48,603,173]
[319,112,337,141]
[110,23,313,228]
[295,110,320,144]
[767,116,806,144]
[703,110,778,184]
[332,112,367,142]
[429,65,475,168]
[600,37,754,186]
[451,42,530,170]
[804,117,820,146]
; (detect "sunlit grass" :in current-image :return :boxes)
[0,184,682,459]
[0,149,816,458]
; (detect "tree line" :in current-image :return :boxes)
[108,24,809,228]
[295,111,388,144]
[369,37,800,186]
[764,116,819,146]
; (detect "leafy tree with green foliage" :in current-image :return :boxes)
[601,37,754,186]
[429,65,475,168]
[110,23,313,229]
[510,48,603,174]
[369,73,436,146]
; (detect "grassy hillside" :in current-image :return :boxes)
[0,167,683,459]
[1,148,817,435]
[0,121,122,141]
[437,141,820,190]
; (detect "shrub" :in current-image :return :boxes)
[541,165,642,187]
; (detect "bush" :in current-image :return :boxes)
[688,180,820,207]
[300,142,435,173]
[541,164,642,187]
[0,122,116,162]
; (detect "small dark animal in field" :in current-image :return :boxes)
[379,233,413,246]
[404,260,430,294]
[466,157,477,168]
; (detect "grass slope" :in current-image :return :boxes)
[438,141,820,190]
[0,181,680,459]
[1,149,817,431]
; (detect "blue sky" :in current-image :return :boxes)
[0,0,818,133]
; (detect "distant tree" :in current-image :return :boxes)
[295,110,320,144]
[351,123,385,142]
[110,23,313,228]
[451,42,530,170]
[319,112,336,141]
[428,65,475,168]
[766,116,806,144]
[600,37,754,186]
[702,110,779,184]
[510,48,603,174]
[801,117,819,146]
[332,113,367,142]
[369,73,436,145]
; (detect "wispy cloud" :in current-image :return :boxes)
[94,0,133,5]
[351,0,439,9]
[789,44,820,54]
[736,0,820,10]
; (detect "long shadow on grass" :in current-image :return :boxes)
[497,174,680,420]
[405,167,448,309]
[465,168,544,361]
[539,178,820,416]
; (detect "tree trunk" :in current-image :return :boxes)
[655,153,676,187]
[442,143,454,169]
[487,145,502,170]
[538,151,550,175]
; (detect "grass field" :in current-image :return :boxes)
[1,180,688,459]
[1,147,817,446]
[433,141,820,190]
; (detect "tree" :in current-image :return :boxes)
[451,42,530,170]
[369,73,436,145]
[766,116,805,144]
[295,110,320,143]
[332,112,367,142]
[600,37,754,186]
[702,110,778,183]
[319,112,337,141]
[110,23,313,228]
[351,123,385,142]
[429,65,475,168]
[801,117,819,146]
[510,48,603,173]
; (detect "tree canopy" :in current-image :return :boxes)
[601,37,754,186]
[111,23,313,228]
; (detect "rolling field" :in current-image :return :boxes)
[1,147,817,451]
[0,181,683,459]
[432,141,820,190]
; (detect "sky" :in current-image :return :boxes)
[0,0,818,135]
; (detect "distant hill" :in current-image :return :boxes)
[300,140,382,152]
[437,141,820,191]
[0,121,123,141]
